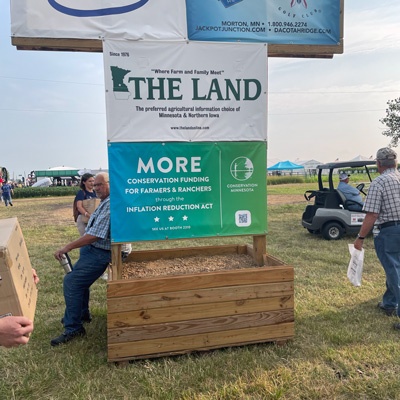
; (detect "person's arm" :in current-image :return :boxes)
[54,234,100,260]
[76,199,92,219]
[0,316,33,348]
[354,212,378,250]
[76,199,85,215]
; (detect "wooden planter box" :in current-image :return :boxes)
[107,242,294,362]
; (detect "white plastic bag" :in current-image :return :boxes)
[347,244,364,287]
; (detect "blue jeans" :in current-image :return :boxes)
[374,225,400,314]
[3,194,12,206]
[62,245,111,333]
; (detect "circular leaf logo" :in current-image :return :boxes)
[230,157,254,181]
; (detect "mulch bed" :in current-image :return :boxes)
[122,253,257,279]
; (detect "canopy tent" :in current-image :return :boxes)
[268,160,304,171]
[350,155,373,162]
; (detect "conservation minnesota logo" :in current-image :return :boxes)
[230,157,254,181]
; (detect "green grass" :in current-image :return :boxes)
[0,191,399,400]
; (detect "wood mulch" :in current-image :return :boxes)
[122,253,257,279]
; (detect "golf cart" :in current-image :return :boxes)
[301,160,376,240]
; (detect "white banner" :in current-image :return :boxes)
[11,1,187,41]
[103,40,268,142]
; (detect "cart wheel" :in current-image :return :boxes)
[322,222,344,240]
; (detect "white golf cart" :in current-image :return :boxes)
[301,160,376,240]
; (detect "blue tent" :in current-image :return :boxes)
[268,160,304,171]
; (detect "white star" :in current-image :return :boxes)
[168,216,174,222]
[154,217,160,222]
[183,215,188,221]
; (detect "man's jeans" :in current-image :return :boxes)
[63,245,111,333]
[374,226,400,314]
[3,194,11,206]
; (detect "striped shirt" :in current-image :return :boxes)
[86,196,111,250]
[363,168,400,225]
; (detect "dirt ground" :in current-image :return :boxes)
[267,194,304,205]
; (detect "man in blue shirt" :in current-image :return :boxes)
[337,173,364,211]
[51,172,111,346]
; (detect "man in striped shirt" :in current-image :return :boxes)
[51,172,111,346]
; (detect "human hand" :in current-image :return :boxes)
[354,237,364,251]
[54,248,67,261]
[0,316,34,348]
[32,268,39,285]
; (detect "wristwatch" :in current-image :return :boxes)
[357,234,365,240]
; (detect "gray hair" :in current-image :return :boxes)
[378,158,397,168]
[95,172,109,182]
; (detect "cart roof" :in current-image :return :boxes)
[316,160,376,170]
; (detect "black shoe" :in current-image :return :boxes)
[50,327,86,346]
[378,302,398,316]
[60,313,92,325]
[9,203,13,206]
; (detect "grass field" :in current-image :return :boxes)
[1,186,400,400]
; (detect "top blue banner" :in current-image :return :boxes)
[186,0,340,45]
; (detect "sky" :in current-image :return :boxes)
[1,1,400,178]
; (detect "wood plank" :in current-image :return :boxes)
[264,253,286,267]
[107,281,293,313]
[113,336,293,366]
[12,37,103,52]
[108,309,294,343]
[107,266,294,298]
[108,322,294,360]
[12,37,342,58]
[107,295,293,328]
[111,334,293,361]
[124,244,248,263]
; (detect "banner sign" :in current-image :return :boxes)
[11,1,187,41]
[186,0,340,45]
[108,141,267,242]
[103,40,268,142]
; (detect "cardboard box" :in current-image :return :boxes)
[81,198,101,223]
[0,217,38,320]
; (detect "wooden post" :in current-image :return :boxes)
[252,235,266,266]
[111,244,122,280]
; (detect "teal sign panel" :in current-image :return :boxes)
[108,141,267,242]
